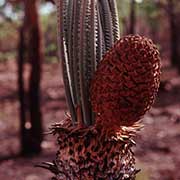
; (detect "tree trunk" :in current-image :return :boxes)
[26,0,43,154]
[167,0,179,67]
[167,0,180,72]
[17,26,30,155]
[129,0,136,34]
[18,0,43,155]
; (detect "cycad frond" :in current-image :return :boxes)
[56,0,77,124]
[79,0,96,125]
[98,0,114,51]
[95,1,106,62]
[71,0,82,107]
[108,0,120,41]
[56,0,120,126]
[66,0,78,109]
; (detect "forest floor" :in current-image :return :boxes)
[0,60,180,180]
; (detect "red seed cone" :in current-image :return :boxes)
[90,35,161,128]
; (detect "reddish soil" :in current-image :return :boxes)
[0,60,180,180]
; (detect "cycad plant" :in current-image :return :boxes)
[39,0,161,179]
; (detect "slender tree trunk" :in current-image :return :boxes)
[18,0,43,155]
[26,0,43,154]
[167,0,179,67]
[28,22,43,154]
[129,0,136,34]
[17,26,30,155]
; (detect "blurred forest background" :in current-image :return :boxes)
[0,0,180,180]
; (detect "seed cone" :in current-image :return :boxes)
[48,119,140,180]
[91,35,161,127]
